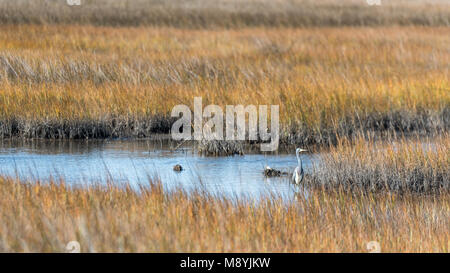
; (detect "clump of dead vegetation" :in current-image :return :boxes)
[198,139,244,156]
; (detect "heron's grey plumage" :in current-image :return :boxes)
[292,148,306,185]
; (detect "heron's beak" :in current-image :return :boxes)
[299,148,308,152]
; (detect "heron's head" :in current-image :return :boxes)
[296,148,308,153]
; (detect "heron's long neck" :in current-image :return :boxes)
[296,152,302,169]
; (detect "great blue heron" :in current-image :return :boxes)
[292,148,307,184]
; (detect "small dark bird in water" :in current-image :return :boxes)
[263,166,287,177]
[173,164,183,172]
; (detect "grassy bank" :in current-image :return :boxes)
[0,25,448,144]
[0,0,448,28]
[309,135,449,193]
[0,177,447,252]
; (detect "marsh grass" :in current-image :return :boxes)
[0,0,447,253]
[198,139,244,156]
[0,175,447,252]
[0,0,448,27]
[0,26,448,146]
[309,135,449,194]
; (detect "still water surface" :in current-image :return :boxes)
[0,140,319,200]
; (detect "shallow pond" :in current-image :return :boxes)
[0,140,319,200]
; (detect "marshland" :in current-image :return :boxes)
[0,0,448,252]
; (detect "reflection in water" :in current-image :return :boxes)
[0,140,319,200]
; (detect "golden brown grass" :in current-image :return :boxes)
[0,25,448,142]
